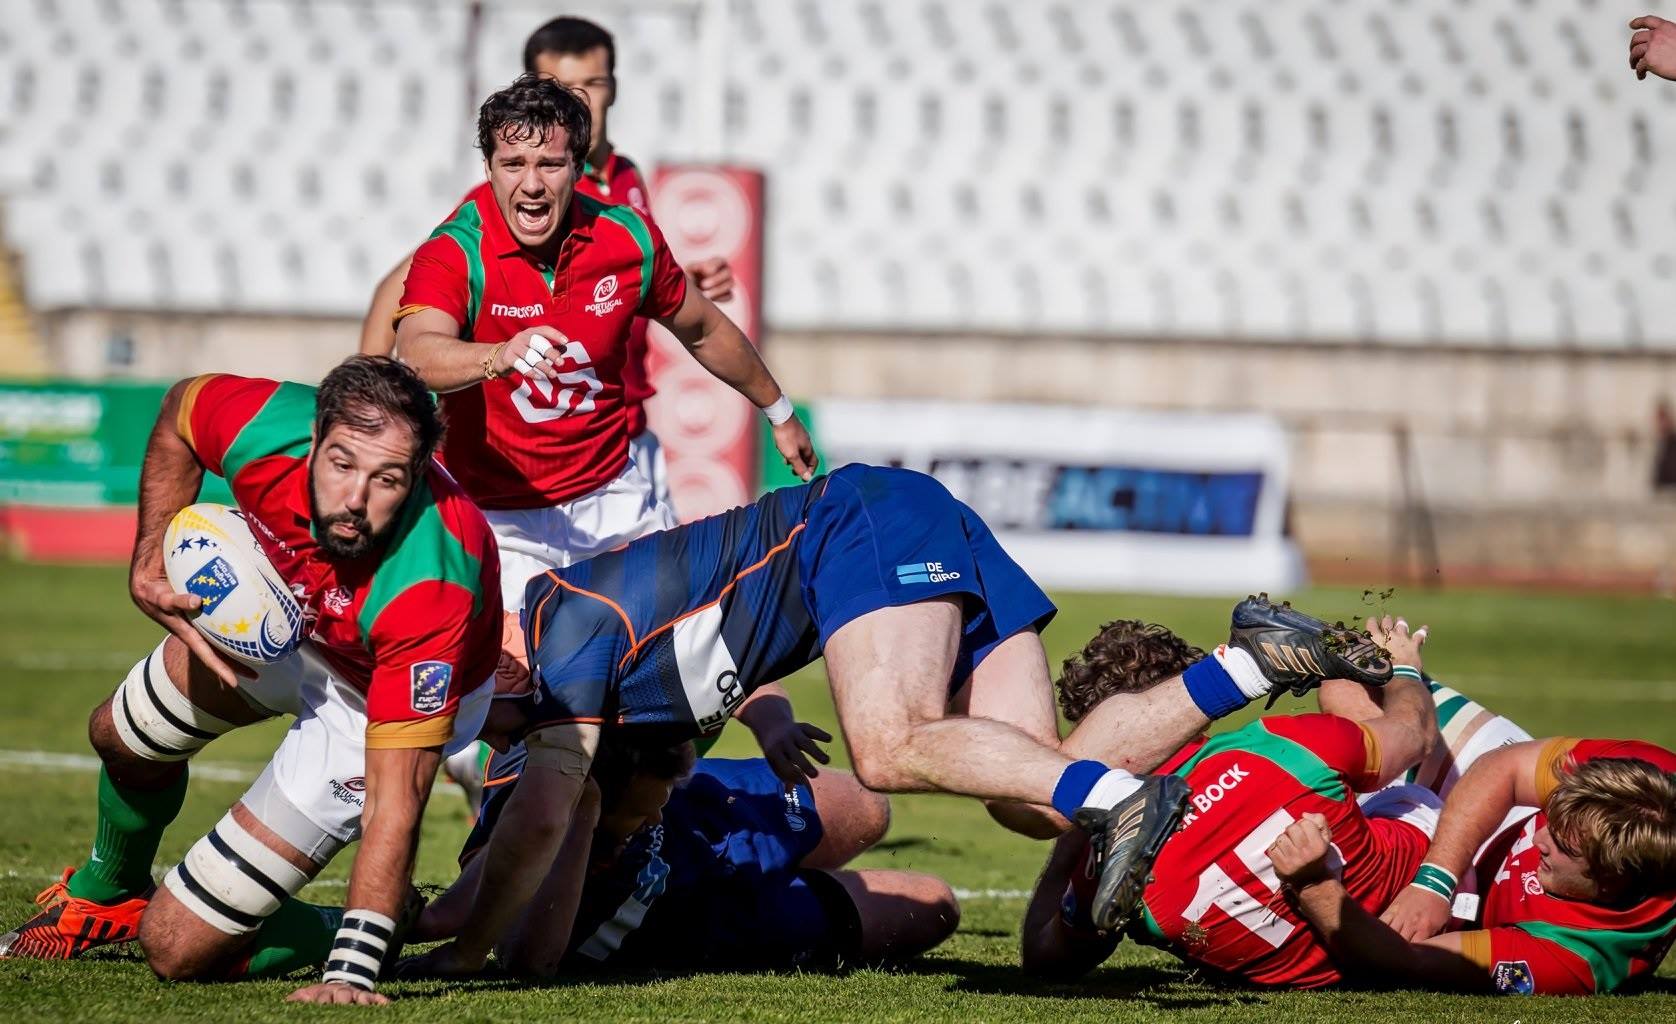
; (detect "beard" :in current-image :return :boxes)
[308,471,392,560]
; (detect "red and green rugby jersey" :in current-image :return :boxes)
[177,374,503,749]
[1092,715,1427,988]
[578,152,658,439]
[1459,737,1676,995]
[394,181,688,509]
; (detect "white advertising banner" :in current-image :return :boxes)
[813,399,1305,595]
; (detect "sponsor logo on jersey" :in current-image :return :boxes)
[1522,870,1544,896]
[185,556,239,613]
[1177,763,1251,828]
[896,561,961,585]
[585,274,625,316]
[491,302,545,319]
[411,661,452,715]
[783,787,808,832]
[1492,959,1535,994]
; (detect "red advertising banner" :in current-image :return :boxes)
[645,166,764,521]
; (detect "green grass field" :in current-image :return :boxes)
[2,559,1674,1022]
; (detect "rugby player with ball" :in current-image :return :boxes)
[0,356,503,1007]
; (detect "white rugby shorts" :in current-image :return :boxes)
[236,643,491,842]
[484,453,678,612]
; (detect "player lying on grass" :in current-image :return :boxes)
[0,357,503,1006]
[398,462,1393,979]
[1022,615,1439,988]
[1271,721,1676,995]
[408,738,958,973]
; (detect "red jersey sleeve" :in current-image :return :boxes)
[1535,737,1676,803]
[1458,927,1596,995]
[394,234,472,330]
[362,581,485,750]
[621,161,653,217]
[1261,714,1383,793]
[640,216,688,319]
[177,374,281,479]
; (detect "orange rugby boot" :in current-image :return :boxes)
[0,868,149,959]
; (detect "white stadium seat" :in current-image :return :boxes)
[0,0,1673,348]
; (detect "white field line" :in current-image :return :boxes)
[0,748,257,783]
[7,652,1676,702]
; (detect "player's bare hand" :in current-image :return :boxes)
[393,940,488,980]
[285,981,390,1005]
[1630,16,1676,80]
[1364,615,1427,670]
[1269,812,1333,888]
[753,719,833,786]
[129,573,250,687]
[688,256,735,303]
[1379,884,1453,942]
[495,326,570,381]
[772,414,818,482]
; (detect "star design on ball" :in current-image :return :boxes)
[194,536,215,549]
[174,538,195,554]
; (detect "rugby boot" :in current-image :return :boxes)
[1229,593,1393,707]
[1076,773,1192,932]
[0,868,148,959]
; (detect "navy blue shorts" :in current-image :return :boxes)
[798,464,1058,683]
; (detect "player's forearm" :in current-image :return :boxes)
[359,256,414,356]
[499,782,602,976]
[1425,747,1524,879]
[664,301,784,408]
[131,380,206,581]
[1021,834,1118,977]
[1370,674,1438,786]
[455,769,584,965]
[1292,880,1487,990]
[394,327,493,393]
[345,745,440,920]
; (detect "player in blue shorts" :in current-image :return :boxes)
[405,464,1393,979]
[409,743,958,972]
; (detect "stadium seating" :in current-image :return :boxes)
[1,0,1674,347]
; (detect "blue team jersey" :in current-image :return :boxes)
[520,463,1056,739]
[521,477,827,734]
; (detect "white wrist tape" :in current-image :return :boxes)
[322,908,397,990]
[760,395,795,426]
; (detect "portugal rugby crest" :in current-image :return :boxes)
[410,661,452,715]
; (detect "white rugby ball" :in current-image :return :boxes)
[163,503,303,667]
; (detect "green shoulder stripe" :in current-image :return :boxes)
[1172,720,1346,802]
[1516,913,1676,993]
[585,195,657,312]
[358,477,485,636]
[429,202,486,328]
[221,382,314,481]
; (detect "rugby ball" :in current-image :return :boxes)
[163,503,304,667]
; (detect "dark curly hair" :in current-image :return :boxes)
[1057,620,1206,722]
[314,355,444,474]
[590,738,697,812]
[476,72,591,169]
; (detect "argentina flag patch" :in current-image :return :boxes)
[410,660,452,715]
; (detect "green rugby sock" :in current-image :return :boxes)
[66,767,187,904]
[233,899,342,979]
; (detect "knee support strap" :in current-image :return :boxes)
[110,643,239,762]
[164,811,314,936]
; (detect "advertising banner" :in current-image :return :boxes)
[644,166,764,521]
[791,398,1305,595]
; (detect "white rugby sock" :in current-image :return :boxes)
[1081,769,1144,811]
[1215,644,1272,699]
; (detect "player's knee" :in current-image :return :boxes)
[848,748,909,793]
[138,895,216,981]
[856,786,892,847]
[107,643,238,765]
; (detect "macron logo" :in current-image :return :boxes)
[896,561,961,585]
[492,302,545,319]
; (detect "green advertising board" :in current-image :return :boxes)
[0,380,234,507]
